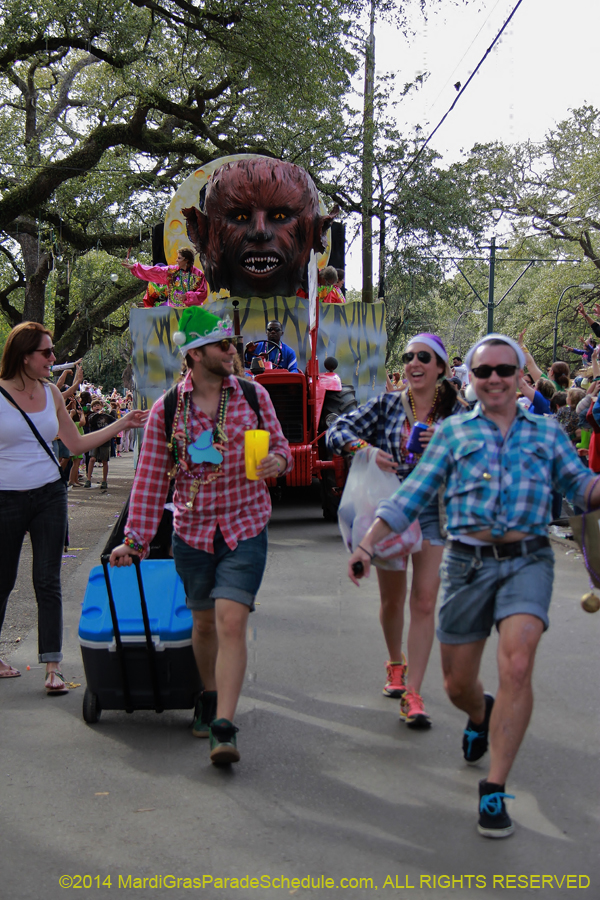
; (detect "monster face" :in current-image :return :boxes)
[183,157,336,297]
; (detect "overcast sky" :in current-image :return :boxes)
[344,0,600,288]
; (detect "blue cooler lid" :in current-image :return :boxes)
[79,560,191,643]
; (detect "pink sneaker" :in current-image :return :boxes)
[383,655,407,698]
[399,689,431,729]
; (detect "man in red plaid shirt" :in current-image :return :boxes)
[110,307,292,765]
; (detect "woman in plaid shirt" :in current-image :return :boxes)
[327,334,463,729]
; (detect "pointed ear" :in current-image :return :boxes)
[314,205,339,252]
[182,206,209,254]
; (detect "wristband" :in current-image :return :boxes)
[357,544,374,559]
[346,439,369,456]
[124,536,143,554]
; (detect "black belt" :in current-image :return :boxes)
[448,535,550,561]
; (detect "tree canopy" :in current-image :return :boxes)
[0,0,358,356]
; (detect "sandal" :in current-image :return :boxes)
[0,660,20,678]
[45,670,69,695]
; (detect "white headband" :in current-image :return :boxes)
[465,334,526,370]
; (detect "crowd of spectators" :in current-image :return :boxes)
[51,363,135,492]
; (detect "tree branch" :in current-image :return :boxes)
[0,38,143,71]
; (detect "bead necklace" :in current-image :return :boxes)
[400,385,440,464]
[170,268,195,306]
[167,385,230,508]
[408,385,439,426]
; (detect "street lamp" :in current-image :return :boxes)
[552,283,596,361]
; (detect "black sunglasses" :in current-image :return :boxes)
[34,347,55,359]
[471,364,518,379]
[213,338,236,351]
[402,350,432,364]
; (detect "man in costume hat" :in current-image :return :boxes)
[348,333,600,838]
[110,307,292,766]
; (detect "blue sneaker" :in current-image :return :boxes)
[477,780,515,838]
[463,693,494,764]
[209,718,240,765]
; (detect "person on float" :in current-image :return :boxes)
[0,322,147,690]
[109,306,292,766]
[347,334,600,838]
[244,320,299,373]
[318,265,346,304]
[327,334,463,729]
[122,248,208,308]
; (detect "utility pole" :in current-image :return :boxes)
[487,237,496,333]
[450,240,557,334]
[377,163,386,300]
[361,0,375,304]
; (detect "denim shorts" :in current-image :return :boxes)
[418,497,445,547]
[172,527,268,612]
[437,542,555,644]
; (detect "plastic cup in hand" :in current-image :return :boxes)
[245,429,270,480]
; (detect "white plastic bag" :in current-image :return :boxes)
[338,446,422,570]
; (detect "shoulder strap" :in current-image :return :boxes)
[236,377,262,428]
[400,389,415,426]
[163,383,180,446]
[0,385,62,472]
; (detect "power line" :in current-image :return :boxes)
[398,0,525,183]
[425,0,506,115]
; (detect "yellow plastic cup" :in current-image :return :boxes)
[245,429,270,480]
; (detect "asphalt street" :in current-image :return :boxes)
[1,455,598,899]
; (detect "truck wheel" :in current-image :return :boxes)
[319,384,358,429]
[83,688,102,724]
[319,384,357,520]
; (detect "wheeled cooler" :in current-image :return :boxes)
[78,556,201,724]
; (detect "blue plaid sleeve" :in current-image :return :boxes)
[326,394,386,454]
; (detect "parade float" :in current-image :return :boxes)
[129,155,388,517]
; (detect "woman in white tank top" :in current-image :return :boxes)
[0,322,147,693]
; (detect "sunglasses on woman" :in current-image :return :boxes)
[402,350,432,364]
[471,364,517,379]
[34,347,55,359]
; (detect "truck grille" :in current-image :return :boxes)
[262,383,305,443]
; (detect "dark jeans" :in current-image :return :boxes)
[0,479,67,662]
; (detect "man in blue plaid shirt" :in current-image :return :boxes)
[349,334,600,839]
